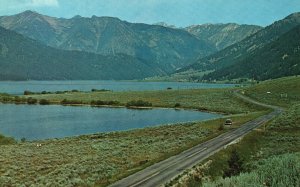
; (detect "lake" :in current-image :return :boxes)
[0,80,236,95]
[0,104,222,140]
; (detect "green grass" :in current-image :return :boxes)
[0,112,263,186]
[24,88,264,114]
[208,104,300,177]
[0,134,16,145]
[2,76,297,186]
[244,76,300,107]
[176,102,300,186]
[0,95,17,145]
[168,76,300,186]
[202,153,300,187]
[145,70,214,82]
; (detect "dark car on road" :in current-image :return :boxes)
[225,119,233,125]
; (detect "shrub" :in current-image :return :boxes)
[61,99,68,104]
[55,91,64,94]
[27,97,38,105]
[223,149,244,178]
[174,103,181,107]
[91,89,110,92]
[0,96,14,103]
[126,100,152,107]
[203,153,300,187]
[24,90,34,95]
[106,101,120,105]
[39,99,50,105]
[61,99,83,105]
[14,96,26,104]
[218,123,224,131]
[90,100,120,106]
[0,134,16,145]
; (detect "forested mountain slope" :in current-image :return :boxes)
[0,26,162,80]
[203,25,300,80]
[0,11,216,73]
[177,12,300,80]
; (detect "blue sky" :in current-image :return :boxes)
[1,0,300,27]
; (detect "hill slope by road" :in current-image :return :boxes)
[244,76,300,107]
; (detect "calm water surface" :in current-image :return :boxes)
[0,104,222,140]
[0,80,236,95]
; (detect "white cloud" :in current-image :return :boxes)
[29,0,59,7]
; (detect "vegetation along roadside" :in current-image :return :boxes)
[167,76,300,187]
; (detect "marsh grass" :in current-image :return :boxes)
[126,100,152,107]
[25,88,264,114]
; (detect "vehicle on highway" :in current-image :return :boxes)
[224,119,233,125]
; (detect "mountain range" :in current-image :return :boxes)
[0,11,261,75]
[0,26,162,80]
[0,11,215,73]
[177,12,300,81]
[203,24,300,81]
[0,10,299,81]
[185,23,262,50]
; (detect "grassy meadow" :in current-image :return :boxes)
[22,88,265,114]
[0,112,264,186]
[202,153,300,187]
[0,134,16,145]
[2,77,298,186]
[244,76,300,107]
[170,76,300,186]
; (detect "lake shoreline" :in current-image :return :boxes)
[0,102,222,140]
[0,99,228,115]
[0,80,238,95]
[0,111,266,186]
[1,86,265,141]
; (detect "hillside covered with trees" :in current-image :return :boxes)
[0,26,163,80]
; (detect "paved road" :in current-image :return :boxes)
[110,92,283,187]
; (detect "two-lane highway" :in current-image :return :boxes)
[110,92,283,187]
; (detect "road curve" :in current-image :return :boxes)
[109,92,283,187]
